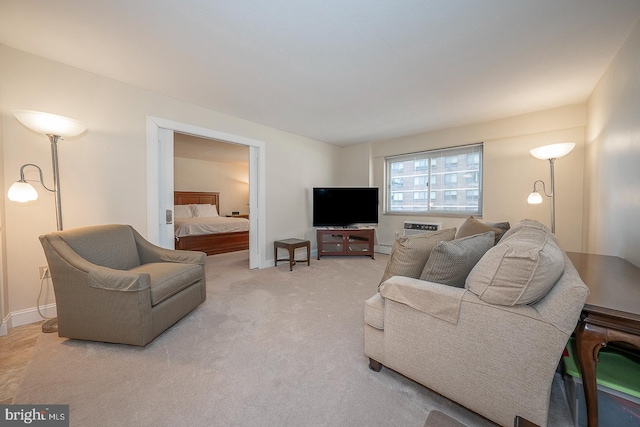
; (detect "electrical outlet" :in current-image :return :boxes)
[39,266,50,279]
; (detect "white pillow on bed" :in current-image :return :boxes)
[191,204,219,217]
[174,205,193,219]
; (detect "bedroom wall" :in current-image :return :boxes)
[342,104,586,252]
[174,157,249,216]
[585,17,640,267]
[0,45,340,327]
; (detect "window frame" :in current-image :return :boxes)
[384,143,483,216]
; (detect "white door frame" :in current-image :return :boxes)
[146,116,266,269]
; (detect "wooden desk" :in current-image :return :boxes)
[567,252,640,427]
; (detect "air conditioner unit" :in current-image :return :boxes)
[403,221,442,236]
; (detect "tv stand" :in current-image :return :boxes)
[317,228,375,259]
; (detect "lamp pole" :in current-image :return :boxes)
[549,158,556,234]
[47,134,63,231]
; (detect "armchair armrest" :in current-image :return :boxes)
[380,276,467,324]
[130,226,206,265]
[88,266,150,292]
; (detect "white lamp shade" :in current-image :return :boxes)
[13,110,86,138]
[8,181,39,202]
[527,191,543,204]
[529,142,575,160]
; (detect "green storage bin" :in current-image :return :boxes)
[563,337,640,399]
[563,338,640,427]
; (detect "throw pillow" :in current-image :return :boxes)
[379,227,456,285]
[420,231,495,288]
[484,220,511,244]
[456,216,504,245]
[174,204,193,219]
[191,204,219,217]
[465,220,565,306]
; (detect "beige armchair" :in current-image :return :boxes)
[365,221,589,426]
[40,224,206,346]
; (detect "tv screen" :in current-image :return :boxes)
[313,187,379,227]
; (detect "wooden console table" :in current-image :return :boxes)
[567,252,640,427]
[317,228,375,259]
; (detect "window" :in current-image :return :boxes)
[414,159,428,170]
[444,173,458,185]
[385,143,483,215]
[444,155,458,168]
[391,178,404,187]
[444,190,457,201]
[414,176,428,186]
[414,191,428,200]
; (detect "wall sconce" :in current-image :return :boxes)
[527,142,575,234]
[8,110,86,231]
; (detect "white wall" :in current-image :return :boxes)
[0,45,340,325]
[585,18,640,266]
[339,143,373,186]
[174,157,249,216]
[343,105,586,252]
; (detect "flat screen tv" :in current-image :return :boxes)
[313,187,379,227]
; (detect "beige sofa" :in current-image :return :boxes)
[364,219,589,426]
[40,224,207,346]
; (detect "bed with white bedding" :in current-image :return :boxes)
[174,191,249,255]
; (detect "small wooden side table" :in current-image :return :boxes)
[274,239,310,271]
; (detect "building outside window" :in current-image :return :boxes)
[385,143,483,215]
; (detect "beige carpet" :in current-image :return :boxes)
[13,251,572,427]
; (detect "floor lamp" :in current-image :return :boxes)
[7,110,86,332]
[526,142,575,234]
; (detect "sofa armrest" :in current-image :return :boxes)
[130,226,206,265]
[380,276,467,324]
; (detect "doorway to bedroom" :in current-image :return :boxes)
[146,116,266,269]
[173,133,251,266]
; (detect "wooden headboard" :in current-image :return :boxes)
[174,191,220,212]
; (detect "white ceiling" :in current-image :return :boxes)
[1,1,640,146]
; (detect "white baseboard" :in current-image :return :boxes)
[0,304,57,335]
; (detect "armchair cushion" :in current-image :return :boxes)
[380,228,456,284]
[129,262,204,305]
[419,231,495,287]
[466,220,565,306]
